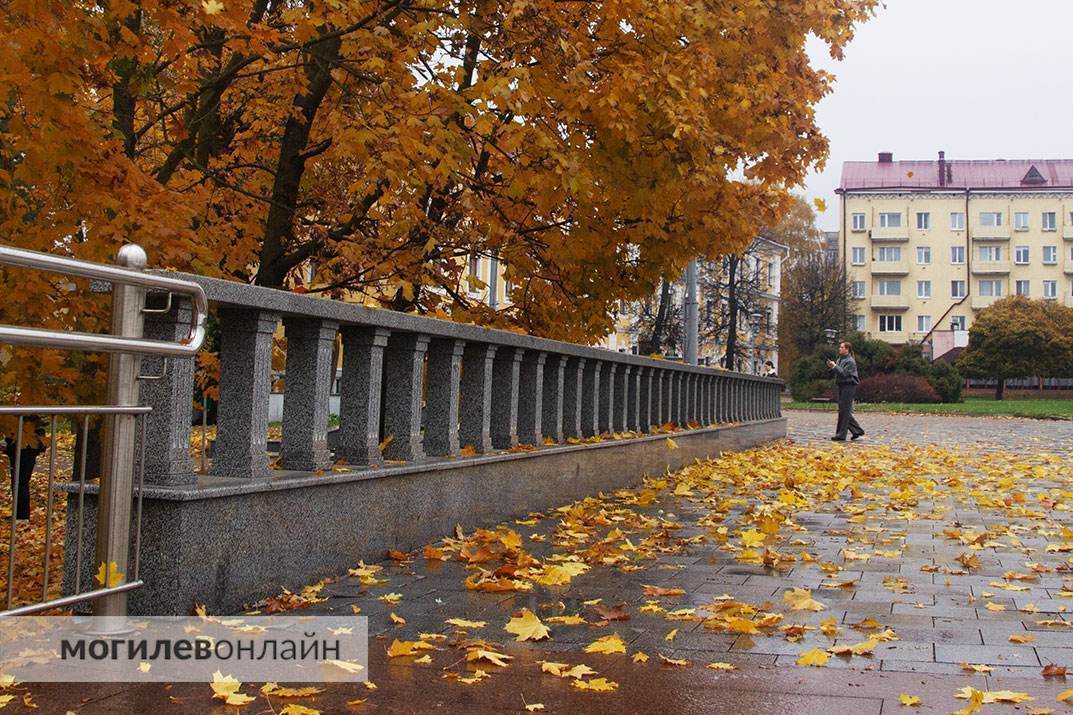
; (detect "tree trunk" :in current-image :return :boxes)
[640,277,672,356]
[723,256,739,370]
[995,378,1005,401]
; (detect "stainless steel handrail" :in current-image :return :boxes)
[0,244,207,357]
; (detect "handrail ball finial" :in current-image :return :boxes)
[116,244,147,270]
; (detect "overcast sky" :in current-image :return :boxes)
[802,0,1073,231]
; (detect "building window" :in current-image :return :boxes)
[879,212,902,228]
[1015,246,1030,264]
[488,257,499,307]
[951,315,967,331]
[917,246,931,264]
[1015,212,1030,231]
[916,212,930,230]
[917,280,931,298]
[950,212,965,230]
[852,213,866,231]
[1043,280,1057,299]
[917,315,931,333]
[852,281,865,298]
[879,315,902,333]
[951,245,965,264]
[1042,211,1057,231]
[979,211,1003,226]
[978,279,1003,297]
[877,280,901,296]
[951,280,966,298]
[467,254,481,295]
[1015,279,1030,297]
[1043,245,1057,264]
[878,246,901,261]
[853,315,866,332]
[977,245,1002,262]
[851,247,865,265]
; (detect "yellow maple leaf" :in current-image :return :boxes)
[378,593,402,604]
[262,683,324,698]
[1058,687,1073,702]
[739,529,765,548]
[322,659,366,674]
[210,671,255,706]
[783,587,826,612]
[386,640,435,658]
[279,705,320,715]
[546,614,586,625]
[796,648,829,667]
[94,561,124,588]
[466,649,513,668]
[959,663,991,673]
[584,633,626,655]
[666,437,679,450]
[984,602,1005,612]
[898,694,920,707]
[446,618,486,629]
[524,704,545,712]
[706,662,736,671]
[201,0,225,15]
[570,677,618,692]
[658,654,689,666]
[665,628,678,641]
[632,652,649,663]
[813,197,827,212]
[505,608,550,641]
[389,612,406,625]
[137,662,150,673]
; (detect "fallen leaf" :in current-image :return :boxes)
[505,608,550,642]
[584,633,627,655]
[898,694,920,707]
[796,648,829,667]
[445,618,487,629]
[570,677,618,692]
[210,671,255,706]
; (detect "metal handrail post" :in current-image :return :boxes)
[94,245,148,624]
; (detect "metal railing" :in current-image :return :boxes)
[0,244,206,617]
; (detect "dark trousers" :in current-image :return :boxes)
[8,453,35,520]
[835,384,864,439]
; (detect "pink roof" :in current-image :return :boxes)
[839,158,1073,191]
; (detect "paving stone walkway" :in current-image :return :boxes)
[31,411,1073,713]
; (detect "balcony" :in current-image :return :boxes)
[1066,294,1073,308]
[871,260,909,276]
[972,225,1010,240]
[869,294,910,310]
[971,294,1002,310]
[1065,260,1073,275]
[1063,225,1073,241]
[971,260,1010,275]
[873,330,908,344]
[869,227,910,242]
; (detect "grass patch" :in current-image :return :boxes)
[784,396,1073,420]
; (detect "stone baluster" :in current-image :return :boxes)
[625,366,640,432]
[699,375,710,426]
[668,372,680,426]
[541,355,565,443]
[281,318,338,471]
[637,367,651,432]
[614,365,631,433]
[491,347,522,448]
[460,343,497,452]
[382,332,430,461]
[562,357,585,439]
[424,338,464,457]
[214,308,279,479]
[337,326,389,467]
[140,296,196,486]
[581,360,601,437]
[518,351,546,445]
[660,370,672,425]
[686,373,697,426]
[598,362,616,434]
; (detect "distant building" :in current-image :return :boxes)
[838,151,1073,356]
[823,231,839,264]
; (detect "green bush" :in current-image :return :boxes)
[789,336,962,403]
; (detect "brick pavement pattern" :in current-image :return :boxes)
[37,411,1073,713]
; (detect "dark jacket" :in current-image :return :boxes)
[831,355,860,386]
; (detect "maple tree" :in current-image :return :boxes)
[1,0,875,408]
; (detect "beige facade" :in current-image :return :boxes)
[840,169,1073,346]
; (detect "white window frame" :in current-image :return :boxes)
[916,280,931,299]
[878,314,902,333]
[877,280,901,296]
[852,281,865,299]
[1043,245,1057,264]
[1014,245,1029,265]
[950,212,965,230]
[1015,279,1030,297]
[1043,280,1057,299]
[950,280,966,298]
[1015,212,1030,231]
[851,247,866,265]
[879,212,902,228]
[853,314,866,332]
[978,279,1003,297]
[979,211,1003,227]
[916,212,930,230]
[916,246,931,264]
[878,246,901,262]
[1042,211,1057,231]
[917,315,931,333]
[977,245,1001,262]
[951,245,965,264]
[950,315,967,331]
[851,213,866,231]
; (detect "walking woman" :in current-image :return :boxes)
[2,417,49,524]
[826,342,864,441]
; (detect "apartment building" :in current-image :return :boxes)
[838,152,1073,348]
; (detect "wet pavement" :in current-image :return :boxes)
[14,411,1073,713]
